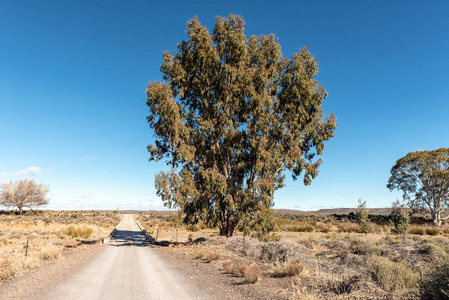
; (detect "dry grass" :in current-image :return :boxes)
[244,263,261,283]
[205,252,220,262]
[367,256,418,292]
[40,245,61,261]
[285,262,304,276]
[64,224,94,238]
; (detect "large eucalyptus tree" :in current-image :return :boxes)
[146,15,337,236]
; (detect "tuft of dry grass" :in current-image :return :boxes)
[205,252,220,262]
[244,263,261,283]
[14,257,41,271]
[64,225,94,238]
[196,250,206,259]
[285,262,304,276]
[222,260,234,273]
[40,245,61,261]
[0,260,15,281]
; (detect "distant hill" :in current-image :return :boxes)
[274,208,393,215]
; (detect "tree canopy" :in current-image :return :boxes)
[0,178,49,214]
[387,148,449,226]
[146,15,337,237]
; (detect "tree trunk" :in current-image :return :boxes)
[19,206,23,215]
[433,210,442,226]
[219,221,239,237]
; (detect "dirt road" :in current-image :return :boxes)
[42,214,205,300]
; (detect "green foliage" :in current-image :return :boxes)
[367,256,418,292]
[387,148,449,226]
[390,200,410,235]
[146,15,336,237]
[421,259,449,299]
[356,199,372,234]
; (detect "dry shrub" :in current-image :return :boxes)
[367,256,417,291]
[425,227,440,236]
[244,263,261,283]
[40,245,61,261]
[196,251,206,259]
[408,226,424,235]
[186,224,200,232]
[337,223,359,233]
[2,237,7,245]
[0,260,15,281]
[287,224,314,232]
[238,261,248,277]
[65,225,93,238]
[206,252,220,262]
[222,260,234,273]
[285,262,304,276]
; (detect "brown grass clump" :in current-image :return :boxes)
[367,256,417,291]
[64,225,94,238]
[425,227,440,236]
[13,257,41,271]
[196,250,206,259]
[285,262,304,276]
[244,263,261,283]
[206,252,220,262]
[0,260,15,281]
[40,245,61,261]
[222,260,234,273]
[238,261,248,276]
[408,226,424,235]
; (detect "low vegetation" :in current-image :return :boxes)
[0,210,120,283]
[139,209,449,299]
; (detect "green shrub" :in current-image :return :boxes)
[390,200,410,235]
[367,256,418,292]
[356,199,372,234]
[421,259,449,299]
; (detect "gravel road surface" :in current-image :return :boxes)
[43,214,204,300]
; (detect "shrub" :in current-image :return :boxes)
[0,260,15,281]
[367,256,418,291]
[425,227,440,236]
[196,251,206,259]
[238,261,248,277]
[206,252,220,262]
[390,200,410,235]
[408,226,424,235]
[421,259,449,299]
[64,225,93,238]
[222,260,234,273]
[285,262,304,276]
[244,263,261,283]
[40,245,61,261]
[287,225,314,232]
[2,237,7,245]
[356,199,372,234]
[186,224,200,232]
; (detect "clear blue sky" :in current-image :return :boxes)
[1,1,448,211]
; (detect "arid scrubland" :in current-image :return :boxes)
[0,210,120,282]
[139,210,449,299]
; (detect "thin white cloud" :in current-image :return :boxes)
[16,166,41,176]
[0,172,9,176]
[81,155,97,162]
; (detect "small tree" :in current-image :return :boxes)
[0,179,49,214]
[389,200,410,235]
[387,148,449,226]
[356,199,372,234]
